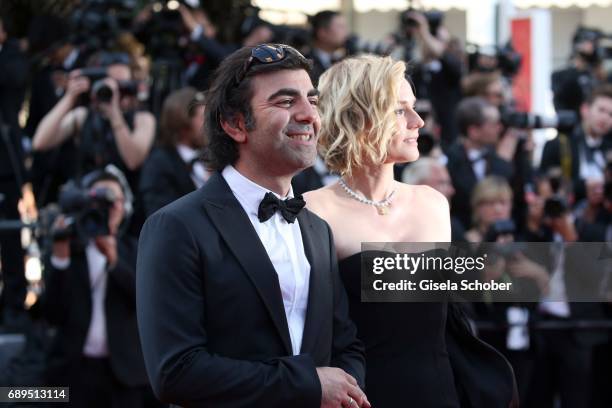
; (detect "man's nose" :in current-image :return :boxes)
[294,98,318,123]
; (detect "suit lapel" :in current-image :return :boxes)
[298,210,328,354]
[201,173,293,355]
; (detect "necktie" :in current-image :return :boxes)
[257,192,305,223]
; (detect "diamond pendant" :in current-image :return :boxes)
[377,206,388,215]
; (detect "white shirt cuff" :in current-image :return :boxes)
[50,255,71,270]
[190,25,203,41]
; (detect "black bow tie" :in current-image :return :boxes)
[257,192,305,224]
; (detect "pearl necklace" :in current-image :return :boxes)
[338,178,396,215]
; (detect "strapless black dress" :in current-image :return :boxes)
[339,252,460,408]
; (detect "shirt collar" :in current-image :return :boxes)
[176,144,199,163]
[467,147,487,161]
[584,133,603,148]
[222,165,293,217]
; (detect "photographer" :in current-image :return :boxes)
[403,10,463,148]
[447,97,515,230]
[552,27,608,115]
[140,87,207,217]
[466,177,549,403]
[32,52,155,234]
[540,84,612,205]
[43,165,148,407]
[307,10,349,84]
[518,172,610,408]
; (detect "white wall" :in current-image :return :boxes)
[550,7,583,69]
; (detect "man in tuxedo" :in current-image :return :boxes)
[140,87,207,217]
[136,44,368,408]
[446,96,514,230]
[540,84,612,204]
[306,11,349,85]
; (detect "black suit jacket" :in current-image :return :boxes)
[0,39,28,181]
[136,172,365,407]
[305,49,332,87]
[44,237,148,387]
[447,141,514,229]
[539,125,612,203]
[139,146,197,217]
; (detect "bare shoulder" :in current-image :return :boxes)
[302,184,339,217]
[134,111,155,123]
[398,183,448,212]
[135,110,156,126]
[397,183,451,241]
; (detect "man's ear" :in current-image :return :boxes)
[579,102,589,121]
[221,114,248,143]
[466,124,479,139]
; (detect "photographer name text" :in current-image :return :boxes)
[372,279,512,292]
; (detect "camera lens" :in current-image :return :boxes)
[92,80,113,103]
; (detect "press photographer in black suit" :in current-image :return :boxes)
[44,165,148,407]
[306,11,349,85]
[446,97,515,230]
[540,84,612,204]
[140,87,207,217]
[137,44,367,408]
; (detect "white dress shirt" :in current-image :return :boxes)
[222,165,311,356]
[177,144,209,188]
[467,148,487,181]
[539,234,570,318]
[82,242,110,357]
[579,134,606,181]
[50,242,110,357]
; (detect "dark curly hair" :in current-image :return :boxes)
[204,45,312,171]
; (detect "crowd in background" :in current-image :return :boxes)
[0,0,611,407]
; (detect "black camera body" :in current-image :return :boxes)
[485,219,516,243]
[401,9,443,37]
[500,108,577,132]
[77,67,139,105]
[544,196,568,219]
[53,185,116,242]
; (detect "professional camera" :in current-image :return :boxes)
[144,0,193,59]
[467,42,522,78]
[485,219,516,243]
[543,196,569,219]
[484,219,528,259]
[78,67,139,104]
[573,26,612,65]
[400,8,444,37]
[500,109,577,132]
[52,184,117,241]
[70,0,136,52]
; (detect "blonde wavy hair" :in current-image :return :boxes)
[317,54,407,176]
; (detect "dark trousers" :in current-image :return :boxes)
[0,180,26,314]
[68,357,143,408]
[524,327,593,408]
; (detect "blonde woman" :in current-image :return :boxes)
[305,55,517,407]
[465,176,515,243]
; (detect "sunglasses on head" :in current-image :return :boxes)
[234,44,306,86]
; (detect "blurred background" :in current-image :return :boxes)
[0,0,611,407]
